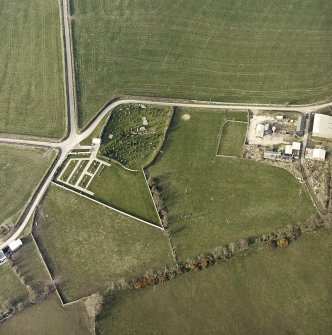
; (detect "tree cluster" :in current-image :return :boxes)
[147,175,169,229]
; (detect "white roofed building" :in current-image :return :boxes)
[292,142,301,151]
[305,148,326,161]
[285,145,293,155]
[312,114,332,139]
[8,239,23,253]
[256,124,265,138]
[92,138,101,145]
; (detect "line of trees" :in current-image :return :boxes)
[147,175,169,229]
[105,214,328,292]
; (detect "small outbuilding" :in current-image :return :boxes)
[285,145,293,156]
[8,239,23,253]
[296,115,306,137]
[264,123,272,134]
[0,250,6,263]
[92,138,101,145]
[142,117,148,126]
[292,142,302,159]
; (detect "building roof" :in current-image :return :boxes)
[292,142,301,151]
[313,148,326,161]
[92,138,101,145]
[256,124,265,137]
[312,114,332,139]
[296,115,305,134]
[8,239,23,252]
[142,116,148,126]
[305,148,326,161]
[285,145,293,155]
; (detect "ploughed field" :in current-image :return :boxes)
[0,0,65,138]
[72,0,332,127]
[0,145,57,242]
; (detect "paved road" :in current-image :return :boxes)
[1,0,332,249]
[61,0,77,136]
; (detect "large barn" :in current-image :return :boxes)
[312,114,332,139]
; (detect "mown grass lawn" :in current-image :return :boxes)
[148,108,315,261]
[0,294,92,335]
[35,185,174,302]
[72,0,332,127]
[97,229,332,335]
[0,145,57,242]
[89,164,160,225]
[217,121,247,157]
[0,0,65,138]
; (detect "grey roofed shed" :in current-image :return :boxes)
[296,115,305,136]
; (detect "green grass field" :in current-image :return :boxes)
[72,0,332,127]
[148,108,315,261]
[89,164,160,225]
[60,159,79,182]
[11,236,52,296]
[0,262,28,313]
[0,0,65,138]
[97,229,332,335]
[35,185,174,302]
[100,104,172,169]
[0,145,57,242]
[68,160,89,185]
[217,121,247,157]
[0,294,92,335]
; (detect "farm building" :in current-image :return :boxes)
[0,250,6,263]
[312,114,332,139]
[256,124,265,138]
[92,138,101,145]
[292,142,301,159]
[263,150,292,161]
[285,145,293,156]
[305,148,326,161]
[264,123,272,134]
[296,115,306,136]
[8,239,23,253]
